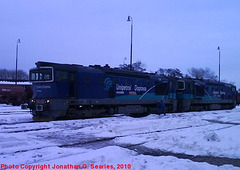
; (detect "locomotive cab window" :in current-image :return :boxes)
[177,80,185,90]
[30,68,53,82]
[155,81,169,95]
[56,71,68,81]
[232,87,236,92]
[195,85,205,96]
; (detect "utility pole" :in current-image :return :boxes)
[127,16,133,70]
[217,46,220,82]
[15,39,21,84]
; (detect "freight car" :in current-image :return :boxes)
[0,81,33,106]
[28,61,236,121]
[236,91,240,106]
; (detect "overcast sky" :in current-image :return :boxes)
[0,0,240,87]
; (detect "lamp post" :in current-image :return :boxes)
[127,16,133,70]
[15,39,21,84]
[217,46,220,82]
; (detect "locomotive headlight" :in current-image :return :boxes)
[45,99,50,104]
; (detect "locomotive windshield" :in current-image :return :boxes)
[30,68,53,82]
[177,80,185,90]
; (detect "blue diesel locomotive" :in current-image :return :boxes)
[29,61,177,120]
[177,78,236,111]
[29,61,236,121]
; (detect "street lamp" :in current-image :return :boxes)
[15,39,21,84]
[217,46,220,82]
[127,16,133,70]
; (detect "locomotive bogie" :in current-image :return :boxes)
[30,98,69,120]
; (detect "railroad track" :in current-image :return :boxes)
[1,115,240,168]
[0,120,35,126]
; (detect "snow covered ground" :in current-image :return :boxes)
[1,104,240,170]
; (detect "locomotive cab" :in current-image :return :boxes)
[29,63,76,120]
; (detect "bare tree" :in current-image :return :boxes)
[17,70,28,80]
[132,60,146,72]
[119,63,131,70]
[119,60,146,72]
[0,69,28,80]
[156,68,183,78]
[187,67,217,80]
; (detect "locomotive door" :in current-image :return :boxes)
[68,72,76,98]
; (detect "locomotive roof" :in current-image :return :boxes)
[35,61,83,70]
[35,62,234,85]
[180,77,235,87]
[35,61,162,79]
